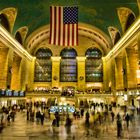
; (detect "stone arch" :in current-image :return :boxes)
[114,32,121,45]
[124,13,136,32]
[15,26,28,47]
[108,26,121,46]
[15,31,23,45]
[117,7,136,33]
[25,23,112,56]
[0,13,10,32]
[1,7,17,33]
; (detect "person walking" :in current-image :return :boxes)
[10,110,15,122]
[40,112,45,125]
[85,110,90,127]
[111,111,115,123]
[65,114,72,134]
[55,111,60,127]
[125,113,130,129]
[80,108,84,118]
[116,114,122,138]
[7,113,11,125]
[27,109,30,121]
[36,110,41,124]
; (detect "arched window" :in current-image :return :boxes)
[125,13,135,32]
[60,48,77,82]
[85,47,103,82]
[34,48,52,82]
[0,14,10,32]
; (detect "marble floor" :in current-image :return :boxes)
[0,109,140,140]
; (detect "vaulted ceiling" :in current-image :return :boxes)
[0,0,139,38]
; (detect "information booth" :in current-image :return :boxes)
[49,105,75,120]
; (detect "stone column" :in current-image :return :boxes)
[138,32,140,60]
[125,48,137,88]
[102,57,111,91]
[11,54,21,90]
[115,57,124,90]
[20,58,29,91]
[0,47,9,89]
[122,55,128,90]
[77,57,86,91]
[137,32,140,85]
[111,59,116,91]
[26,57,36,91]
[102,57,107,91]
[6,49,14,89]
[51,57,61,88]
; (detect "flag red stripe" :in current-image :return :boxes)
[72,24,74,46]
[53,7,57,45]
[49,6,52,44]
[58,7,61,46]
[76,24,78,46]
[68,24,70,46]
[63,24,65,46]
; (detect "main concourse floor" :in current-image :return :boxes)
[0,108,140,140]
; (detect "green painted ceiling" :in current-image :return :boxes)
[0,0,139,37]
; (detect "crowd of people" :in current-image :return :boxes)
[0,105,18,132]
[0,103,138,138]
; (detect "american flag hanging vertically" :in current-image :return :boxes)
[49,6,78,46]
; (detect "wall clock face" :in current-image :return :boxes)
[79,76,84,81]
[53,76,58,81]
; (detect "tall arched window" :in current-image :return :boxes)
[60,48,77,82]
[85,47,103,82]
[34,48,52,82]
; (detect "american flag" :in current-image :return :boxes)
[49,6,78,46]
